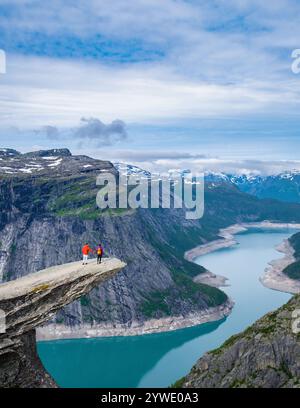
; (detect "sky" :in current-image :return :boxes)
[0,0,300,174]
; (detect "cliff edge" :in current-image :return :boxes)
[0,258,126,388]
[180,294,300,388]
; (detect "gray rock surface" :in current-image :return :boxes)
[2,148,300,336]
[0,148,115,176]
[0,258,125,387]
[181,294,300,388]
[0,148,228,334]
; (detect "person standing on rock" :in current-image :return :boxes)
[95,243,103,264]
[82,243,92,265]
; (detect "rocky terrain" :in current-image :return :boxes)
[0,257,125,387]
[2,148,300,337]
[0,148,228,336]
[179,294,300,388]
[116,163,300,204]
[229,171,300,203]
[0,148,115,177]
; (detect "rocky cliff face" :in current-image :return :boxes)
[181,294,300,388]
[0,258,125,387]
[1,148,300,336]
[0,148,230,335]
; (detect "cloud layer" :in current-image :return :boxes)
[34,117,127,148]
[0,0,300,164]
[112,153,300,176]
[1,0,300,127]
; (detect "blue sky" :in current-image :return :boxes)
[0,0,300,174]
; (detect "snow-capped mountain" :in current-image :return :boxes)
[114,163,194,180]
[228,171,300,203]
[114,162,300,203]
[0,148,114,177]
[114,163,152,178]
[2,152,300,203]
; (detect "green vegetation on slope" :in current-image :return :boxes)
[283,232,300,280]
[6,174,300,321]
[143,220,206,278]
[176,295,300,388]
[48,176,131,219]
[289,232,300,258]
[140,268,228,318]
[283,261,300,280]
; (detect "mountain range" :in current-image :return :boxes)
[1,149,300,336]
[115,162,300,204]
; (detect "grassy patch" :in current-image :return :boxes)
[229,378,246,388]
[284,233,300,280]
[10,243,16,255]
[80,295,90,306]
[289,232,300,258]
[140,269,227,318]
[49,177,133,219]
[171,269,228,307]
[283,260,300,280]
[170,377,185,388]
[144,224,206,278]
[140,290,172,317]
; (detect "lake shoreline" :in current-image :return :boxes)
[37,299,234,340]
[260,239,300,294]
[37,220,300,341]
[188,221,300,289]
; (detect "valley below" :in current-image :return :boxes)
[38,227,297,387]
[2,149,300,388]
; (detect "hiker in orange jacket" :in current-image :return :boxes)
[95,243,103,264]
[82,243,92,265]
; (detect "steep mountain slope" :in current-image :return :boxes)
[206,170,300,204]
[0,149,227,333]
[2,149,300,334]
[115,162,300,204]
[0,258,125,388]
[283,232,300,280]
[179,294,300,388]
[230,172,300,203]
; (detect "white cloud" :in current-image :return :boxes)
[21,117,128,149]
[122,156,300,176]
[1,0,300,153]
[1,52,300,129]
[74,147,300,176]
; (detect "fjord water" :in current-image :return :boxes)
[38,229,293,388]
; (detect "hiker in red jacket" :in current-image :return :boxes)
[82,243,92,265]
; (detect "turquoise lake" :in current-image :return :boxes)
[38,228,295,388]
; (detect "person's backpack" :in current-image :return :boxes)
[97,247,103,255]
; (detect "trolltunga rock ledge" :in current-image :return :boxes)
[0,258,126,388]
